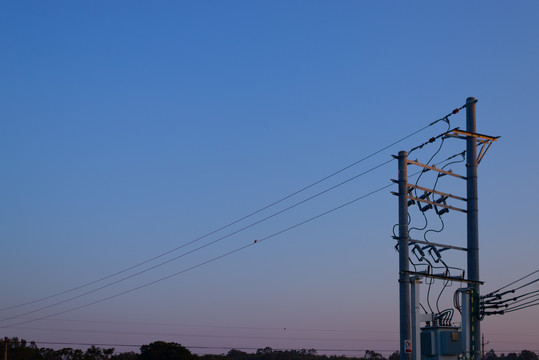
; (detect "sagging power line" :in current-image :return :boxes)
[0,157,395,324]
[0,179,398,328]
[1,102,482,360]
[0,106,462,319]
[480,269,539,316]
[2,156,453,329]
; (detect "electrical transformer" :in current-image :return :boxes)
[420,326,463,360]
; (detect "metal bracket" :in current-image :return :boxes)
[392,236,468,252]
[444,128,500,164]
[408,184,467,202]
[406,159,467,180]
[406,194,467,213]
[404,270,483,285]
[391,182,467,212]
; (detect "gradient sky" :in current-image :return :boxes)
[1,1,538,356]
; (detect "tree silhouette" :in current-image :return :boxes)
[139,341,193,360]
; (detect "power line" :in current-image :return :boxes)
[1,182,395,328]
[481,268,539,316]
[257,183,394,244]
[7,325,397,343]
[503,298,539,313]
[484,269,539,297]
[5,317,397,334]
[29,341,539,355]
[1,158,395,324]
[0,110,455,313]
[31,341,401,355]
[509,289,539,305]
[484,289,539,307]
[482,276,539,312]
[29,341,140,348]
[506,277,539,293]
[6,122,451,323]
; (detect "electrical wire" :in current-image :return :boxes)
[504,278,539,292]
[406,101,468,155]
[423,156,466,258]
[482,273,539,317]
[1,244,254,328]
[0,109,460,314]
[5,325,398,343]
[435,279,452,314]
[507,289,539,305]
[423,216,444,242]
[1,103,472,330]
[426,154,466,315]
[482,286,539,318]
[0,159,395,324]
[392,151,464,239]
[453,289,462,314]
[12,130,460,325]
[501,277,539,295]
[408,210,429,240]
[484,269,539,297]
[484,289,539,307]
[484,295,539,315]
[4,316,395,334]
[410,122,451,200]
[504,298,539,313]
[408,126,464,316]
[407,123,452,243]
[392,150,466,306]
[1,182,395,328]
[426,277,434,313]
[423,153,465,242]
[504,301,539,313]
[30,342,401,355]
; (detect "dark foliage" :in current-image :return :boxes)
[1,337,537,360]
[139,341,193,360]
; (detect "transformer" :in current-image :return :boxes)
[420,326,463,360]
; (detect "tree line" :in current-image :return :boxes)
[0,337,537,360]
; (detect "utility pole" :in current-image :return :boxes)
[398,151,412,360]
[4,337,7,360]
[392,97,499,360]
[466,97,480,360]
[481,334,489,360]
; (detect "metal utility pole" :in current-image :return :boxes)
[398,151,412,360]
[482,334,489,360]
[466,97,480,360]
[393,97,498,360]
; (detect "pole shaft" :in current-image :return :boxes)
[482,334,485,360]
[398,151,411,360]
[466,97,480,360]
[411,278,421,360]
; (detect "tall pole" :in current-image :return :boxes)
[482,334,485,360]
[398,151,411,360]
[466,97,480,360]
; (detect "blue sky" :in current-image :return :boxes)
[1,1,538,356]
